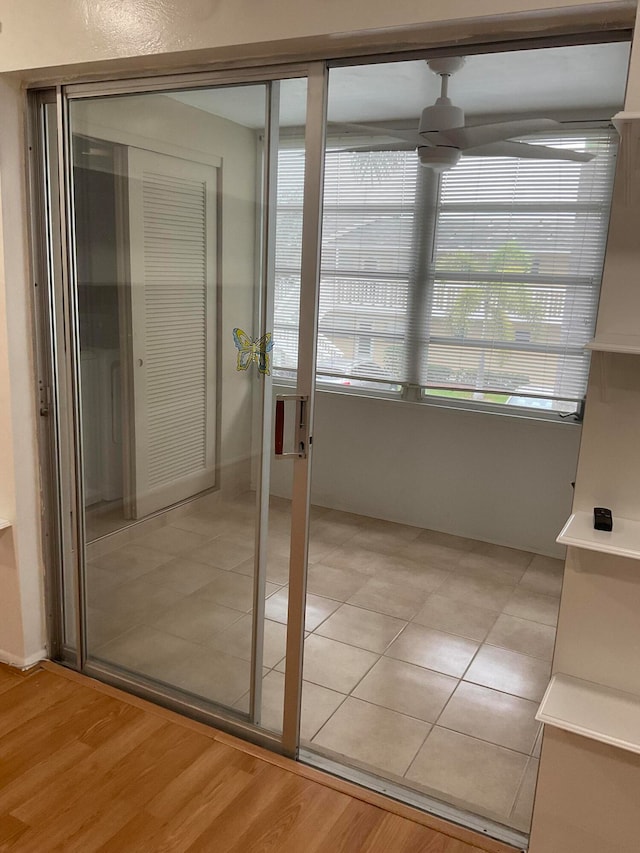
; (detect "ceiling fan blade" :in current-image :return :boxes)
[335,123,422,145]
[330,142,416,153]
[464,140,595,162]
[423,118,560,150]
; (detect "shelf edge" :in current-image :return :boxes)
[556,513,640,560]
[555,533,640,559]
[586,340,640,354]
[536,674,640,755]
[536,709,640,755]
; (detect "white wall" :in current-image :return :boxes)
[0,0,633,75]
[0,122,25,660]
[0,0,632,674]
[529,4,640,849]
[530,727,640,853]
[554,1,640,701]
[0,78,45,667]
[271,389,579,556]
[0,8,636,853]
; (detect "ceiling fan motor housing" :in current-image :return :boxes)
[418,145,461,171]
[419,100,465,135]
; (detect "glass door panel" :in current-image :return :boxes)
[294,54,612,847]
[68,76,308,722]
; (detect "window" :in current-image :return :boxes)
[273,129,617,413]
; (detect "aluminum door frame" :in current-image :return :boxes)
[29,62,328,759]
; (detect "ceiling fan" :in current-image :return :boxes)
[336,57,595,172]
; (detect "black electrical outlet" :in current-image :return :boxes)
[593,507,613,532]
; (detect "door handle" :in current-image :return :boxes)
[275,398,285,456]
[274,395,308,459]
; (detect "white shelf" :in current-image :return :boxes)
[586,334,640,354]
[537,674,640,755]
[557,511,640,559]
[612,111,640,134]
[0,519,10,531]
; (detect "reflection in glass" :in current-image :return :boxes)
[70,81,305,719]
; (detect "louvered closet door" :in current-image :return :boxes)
[127,148,217,518]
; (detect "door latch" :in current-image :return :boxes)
[39,384,52,417]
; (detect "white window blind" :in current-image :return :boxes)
[273,130,617,410]
[273,148,305,375]
[318,150,417,386]
[427,131,616,406]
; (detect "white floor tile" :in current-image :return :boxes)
[313,697,430,777]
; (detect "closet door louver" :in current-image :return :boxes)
[127,148,217,517]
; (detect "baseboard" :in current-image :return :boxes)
[0,647,47,670]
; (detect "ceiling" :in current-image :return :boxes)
[170,40,630,130]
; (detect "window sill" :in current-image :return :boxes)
[417,392,581,424]
[273,378,581,425]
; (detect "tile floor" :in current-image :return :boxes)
[84,493,562,834]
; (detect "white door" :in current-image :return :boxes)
[127,147,218,517]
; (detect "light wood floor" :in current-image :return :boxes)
[0,662,519,853]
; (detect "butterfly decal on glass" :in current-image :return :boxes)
[232,328,274,376]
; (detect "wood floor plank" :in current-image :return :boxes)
[100,761,260,853]
[360,812,480,852]
[0,663,518,853]
[0,670,80,740]
[260,783,353,853]
[185,763,292,852]
[0,691,111,791]
[0,814,29,848]
[151,763,261,853]
[11,721,177,852]
[10,709,163,825]
[0,739,90,814]
[315,798,388,851]
[57,725,214,851]
[0,668,24,697]
[360,812,445,852]
[0,677,99,756]
[77,693,147,749]
[94,810,166,853]
[225,771,345,853]
[11,720,177,851]
[144,740,243,819]
[40,662,221,741]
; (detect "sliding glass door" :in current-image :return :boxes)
[37,68,325,742]
[287,50,619,848]
[33,39,626,851]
